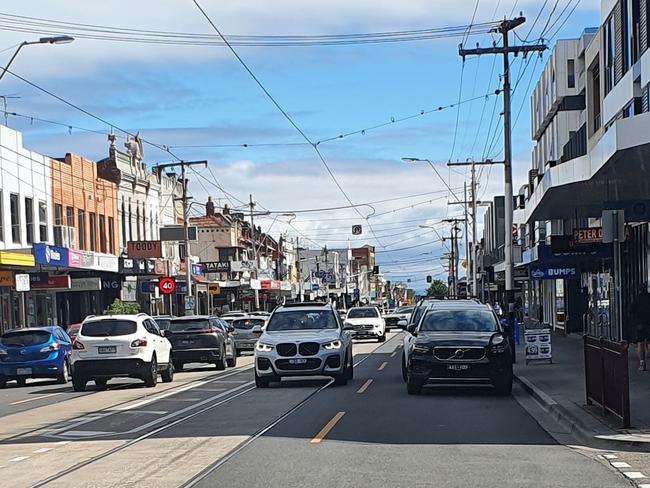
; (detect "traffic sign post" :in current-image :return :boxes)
[159,277,176,295]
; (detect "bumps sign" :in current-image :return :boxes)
[530,266,578,280]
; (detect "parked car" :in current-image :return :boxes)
[66,324,81,343]
[404,301,513,395]
[383,306,414,330]
[344,307,386,342]
[230,316,267,354]
[152,315,173,331]
[254,302,353,388]
[0,327,72,388]
[165,316,236,371]
[71,313,174,391]
[221,311,249,320]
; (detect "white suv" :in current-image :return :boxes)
[71,314,173,391]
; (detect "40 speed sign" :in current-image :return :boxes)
[158,277,176,295]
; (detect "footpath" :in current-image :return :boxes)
[514,332,650,450]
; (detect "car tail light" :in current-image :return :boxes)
[130,338,148,348]
[40,342,61,353]
[73,340,85,350]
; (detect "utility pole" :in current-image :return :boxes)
[443,218,465,298]
[448,159,500,298]
[153,160,207,316]
[460,17,546,323]
[249,194,260,311]
[296,237,303,302]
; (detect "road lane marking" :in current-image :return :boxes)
[604,454,618,459]
[377,361,388,371]
[9,392,63,405]
[33,447,53,453]
[390,351,397,357]
[310,412,345,444]
[612,462,631,468]
[116,380,213,410]
[624,472,646,479]
[9,456,30,462]
[121,410,168,415]
[357,379,373,394]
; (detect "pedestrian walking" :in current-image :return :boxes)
[630,283,650,371]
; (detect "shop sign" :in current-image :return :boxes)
[70,278,102,292]
[259,280,281,290]
[96,255,119,273]
[250,278,261,290]
[573,227,602,245]
[127,240,162,259]
[119,258,148,274]
[280,281,292,291]
[121,277,137,302]
[202,261,231,273]
[30,274,71,289]
[154,259,166,275]
[0,270,14,287]
[33,243,68,267]
[231,260,256,272]
[209,283,221,295]
[68,250,82,268]
[102,279,121,291]
[529,266,578,280]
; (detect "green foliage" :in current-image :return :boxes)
[105,299,140,315]
[426,279,448,298]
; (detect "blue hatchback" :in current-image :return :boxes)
[0,327,72,388]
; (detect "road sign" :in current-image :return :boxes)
[184,296,195,311]
[15,273,30,292]
[158,277,176,295]
[352,225,362,235]
[209,283,221,295]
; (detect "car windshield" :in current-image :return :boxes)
[169,319,211,332]
[396,306,414,314]
[266,310,338,331]
[82,320,138,337]
[347,308,379,318]
[420,310,499,332]
[1,330,51,347]
[232,318,266,330]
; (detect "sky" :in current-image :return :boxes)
[0,0,600,292]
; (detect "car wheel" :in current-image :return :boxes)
[173,360,184,371]
[56,360,70,384]
[94,378,108,390]
[406,379,422,395]
[226,349,237,368]
[378,334,386,343]
[72,375,87,392]
[401,352,408,382]
[144,356,158,387]
[161,362,174,383]
[333,354,350,386]
[347,353,354,380]
[255,370,271,388]
[16,377,26,387]
[215,346,227,370]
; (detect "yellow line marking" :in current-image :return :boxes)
[390,351,397,358]
[10,392,62,405]
[357,379,373,394]
[378,361,388,371]
[310,412,345,444]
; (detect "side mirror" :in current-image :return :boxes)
[397,319,408,329]
[252,325,263,334]
[406,323,417,335]
[342,324,354,331]
[227,325,235,333]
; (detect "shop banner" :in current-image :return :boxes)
[524,329,552,363]
[33,243,68,267]
[529,265,578,280]
[127,240,162,259]
[70,278,102,292]
[30,274,71,289]
[202,261,231,273]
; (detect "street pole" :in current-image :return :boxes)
[463,182,469,297]
[250,194,260,311]
[471,161,478,298]
[459,17,546,343]
[296,237,303,302]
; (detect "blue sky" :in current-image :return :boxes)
[0,0,600,292]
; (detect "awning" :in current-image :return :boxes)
[0,251,35,267]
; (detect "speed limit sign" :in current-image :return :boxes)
[158,277,176,295]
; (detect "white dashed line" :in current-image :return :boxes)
[638,484,650,488]
[603,454,618,459]
[9,456,30,462]
[624,472,647,480]
[611,462,631,468]
[53,441,70,446]
[33,448,52,454]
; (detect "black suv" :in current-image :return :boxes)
[404,303,512,395]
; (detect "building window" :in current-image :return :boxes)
[150,210,154,239]
[78,210,86,250]
[66,206,74,227]
[567,59,575,88]
[54,204,63,226]
[108,216,115,254]
[25,197,34,245]
[128,203,133,242]
[0,190,3,243]
[604,15,615,94]
[99,214,106,253]
[630,0,641,64]
[136,205,141,241]
[38,201,47,242]
[89,212,97,252]
[121,201,126,248]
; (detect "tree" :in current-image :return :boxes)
[426,279,448,298]
[105,299,140,315]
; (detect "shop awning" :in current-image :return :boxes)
[0,251,35,267]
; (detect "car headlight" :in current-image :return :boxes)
[492,335,506,345]
[255,342,274,353]
[490,334,508,353]
[412,344,429,355]
[323,340,342,350]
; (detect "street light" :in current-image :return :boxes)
[0,36,75,83]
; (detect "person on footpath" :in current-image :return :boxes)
[630,283,650,371]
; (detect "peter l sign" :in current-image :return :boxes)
[127,241,162,259]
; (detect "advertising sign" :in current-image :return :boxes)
[30,274,71,289]
[209,283,221,295]
[529,266,578,280]
[127,240,162,259]
[231,260,256,272]
[70,278,102,292]
[203,261,231,273]
[33,243,68,267]
[573,227,603,245]
[0,270,14,287]
[121,277,137,302]
[524,329,552,363]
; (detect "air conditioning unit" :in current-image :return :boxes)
[54,225,76,248]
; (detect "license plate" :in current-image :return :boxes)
[98,346,117,354]
[16,367,32,375]
[289,358,307,364]
[181,340,193,345]
[447,364,469,371]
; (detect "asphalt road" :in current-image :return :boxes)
[0,333,632,487]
